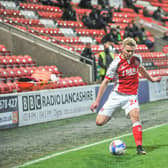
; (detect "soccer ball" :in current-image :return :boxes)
[109,139,126,155]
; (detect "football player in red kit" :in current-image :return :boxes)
[90,37,161,154]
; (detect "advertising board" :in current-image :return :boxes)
[149,76,168,101]
[18,86,96,126]
[0,95,18,129]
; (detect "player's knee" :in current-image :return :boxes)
[131,115,139,122]
[95,117,103,126]
[129,108,140,123]
[96,115,109,126]
[96,120,104,126]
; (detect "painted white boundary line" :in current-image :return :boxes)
[14,122,168,168]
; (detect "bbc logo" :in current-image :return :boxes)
[22,95,42,111]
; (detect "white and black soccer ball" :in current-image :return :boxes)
[109,139,126,155]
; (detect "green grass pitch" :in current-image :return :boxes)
[19,123,168,168]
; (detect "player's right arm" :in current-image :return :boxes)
[138,66,161,82]
[90,78,110,111]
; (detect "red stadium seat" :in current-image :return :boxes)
[7,17,43,26]
[72,76,86,86]
[29,27,63,36]
[0,68,9,79]
[13,67,24,78]
[53,36,82,44]
[37,11,62,19]
[120,8,135,13]
[0,81,10,94]
[57,20,84,28]
[6,80,18,93]
[57,78,68,88]
[0,9,21,17]
[20,3,62,12]
[7,68,16,78]
[75,28,105,36]
[113,12,138,18]
[75,8,92,18]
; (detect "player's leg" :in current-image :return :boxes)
[96,114,111,126]
[129,108,146,155]
[122,95,146,155]
[129,109,142,146]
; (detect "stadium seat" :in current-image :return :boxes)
[29,27,63,36]
[73,76,86,86]
[25,66,35,75]
[120,8,135,13]
[63,77,74,87]
[0,56,8,67]
[57,78,68,88]
[6,80,18,93]
[0,68,9,79]
[7,17,43,26]
[37,11,63,19]
[56,20,84,28]
[52,36,81,44]
[0,9,21,17]
[113,12,138,18]
[94,36,102,44]
[20,10,38,19]
[0,81,10,94]
[0,44,7,53]
[14,25,27,31]
[75,29,105,36]
[19,3,62,12]
[112,17,133,23]
[13,67,25,78]
[40,18,56,28]
[75,8,92,18]
[0,1,17,10]
[7,68,16,79]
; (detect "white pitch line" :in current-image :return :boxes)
[14,122,168,168]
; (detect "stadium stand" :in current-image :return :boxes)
[0,0,168,93]
[0,43,87,93]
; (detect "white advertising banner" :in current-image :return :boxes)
[18,86,96,126]
[0,95,18,128]
[149,76,168,101]
[0,112,16,126]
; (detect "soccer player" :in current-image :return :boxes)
[90,37,161,155]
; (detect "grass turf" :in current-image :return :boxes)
[21,123,168,168]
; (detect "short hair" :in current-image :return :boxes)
[122,37,137,48]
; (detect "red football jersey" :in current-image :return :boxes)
[105,55,142,95]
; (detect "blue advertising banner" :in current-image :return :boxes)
[95,83,114,112]
[138,79,149,104]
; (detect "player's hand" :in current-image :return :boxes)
[90,101,99,112]
[152,76,162,82]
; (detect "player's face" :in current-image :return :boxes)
[122,45,136,60]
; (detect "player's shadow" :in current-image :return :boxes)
[127,144,168,153]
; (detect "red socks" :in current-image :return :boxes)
[132,121,142,146]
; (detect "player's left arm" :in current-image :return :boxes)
[138,66,161,82]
